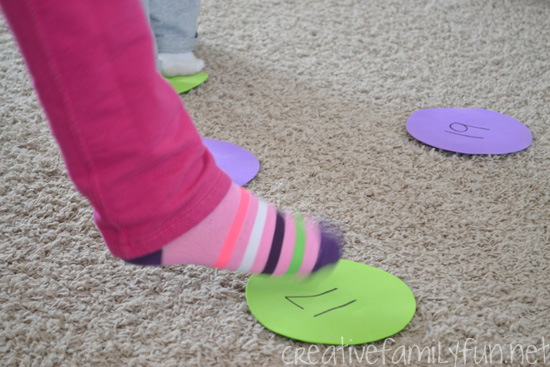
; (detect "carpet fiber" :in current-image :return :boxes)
[1,1,549,366]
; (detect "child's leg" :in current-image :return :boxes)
[149,0,205,76]
[0,0,227,259]
[150,0,200,54]
[0,0,341,275]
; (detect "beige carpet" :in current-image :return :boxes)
[2,0,550,366]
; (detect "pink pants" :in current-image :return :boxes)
[1,0,231,259]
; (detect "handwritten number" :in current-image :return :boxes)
[445,122,490,139]
[285,288,357,317]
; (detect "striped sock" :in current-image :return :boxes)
[127,184,342,276]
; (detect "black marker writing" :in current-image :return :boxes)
[314,300,357,317]
[285,288,338,309]
[445,122,490,139]
[285,288,357,317]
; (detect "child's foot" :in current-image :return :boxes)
[127,184,343,276]
[159,52,205,77]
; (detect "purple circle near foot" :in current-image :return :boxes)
[406,108,532,155]
[203,138,260,186]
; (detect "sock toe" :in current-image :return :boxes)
[312,225,344,271]
[159,52,205,77]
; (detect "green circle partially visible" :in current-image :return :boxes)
[165,72,209,94]
[246,260,416,345]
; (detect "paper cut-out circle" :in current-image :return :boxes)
[406,108,532,154]
[203,138,260,186]
[246,260,416,345]
[165,72,209,94]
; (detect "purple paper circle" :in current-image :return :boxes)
[406,108,532,155]
[203,138,260,186]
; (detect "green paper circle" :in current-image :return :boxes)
[165,72,209,94]
[246,260,416,345]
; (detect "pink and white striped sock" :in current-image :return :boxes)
[126,183,342,276]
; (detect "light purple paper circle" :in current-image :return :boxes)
[406,108,532,155]
[203,138,260,186]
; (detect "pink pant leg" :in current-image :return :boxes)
[0,0,231,259]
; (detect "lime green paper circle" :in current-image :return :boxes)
[165,72,209,94]
[246,260,416,345]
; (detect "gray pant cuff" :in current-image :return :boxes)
[156,34,198,54]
